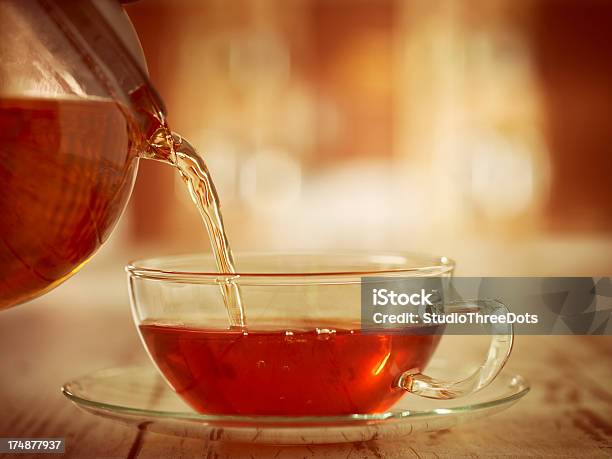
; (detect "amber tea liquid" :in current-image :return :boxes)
[0,97,137,308]
[140,320,442,415]
[0,96,245,326]
[162,135,245,327]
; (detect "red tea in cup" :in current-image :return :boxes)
[139,321,441,416]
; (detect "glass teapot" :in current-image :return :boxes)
[0,0,171,308]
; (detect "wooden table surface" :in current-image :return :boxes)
[1,295,611,458]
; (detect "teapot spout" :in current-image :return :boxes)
[142,127,180,165]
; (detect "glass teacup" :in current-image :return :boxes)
[127,253,513,416]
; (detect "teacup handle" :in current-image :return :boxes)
[398,299,514,399]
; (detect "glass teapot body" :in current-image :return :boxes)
[0,0,163,308]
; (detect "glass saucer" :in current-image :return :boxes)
[61,360,529,445]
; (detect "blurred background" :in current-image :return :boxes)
[114,0,612,279]
[3,0,610,315]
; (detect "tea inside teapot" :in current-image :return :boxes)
[0,0,245,325]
